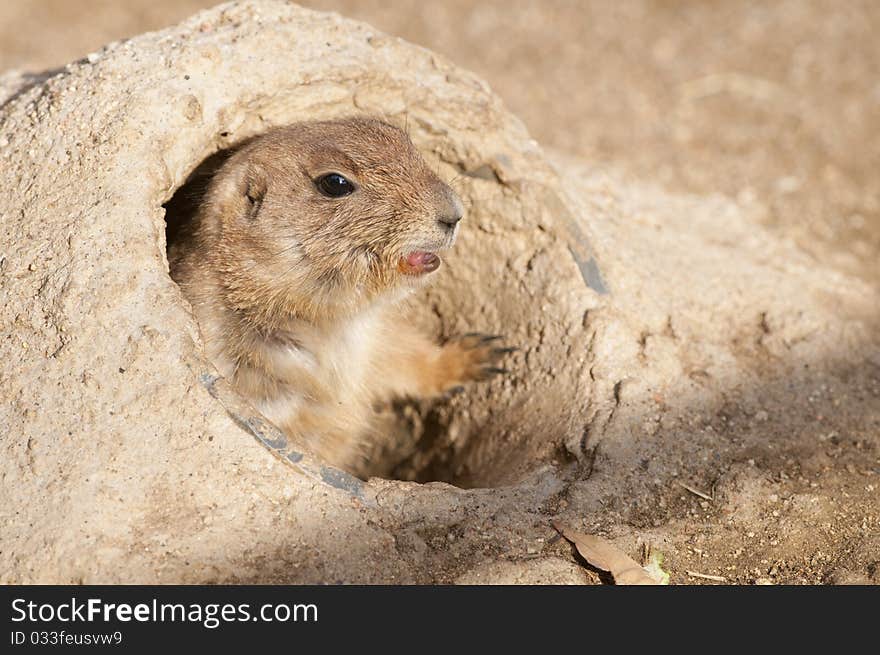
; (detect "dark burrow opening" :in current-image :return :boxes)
[164,146,237,251]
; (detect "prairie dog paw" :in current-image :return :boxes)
[439,332,515,389]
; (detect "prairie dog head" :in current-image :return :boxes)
[199,117,463,324]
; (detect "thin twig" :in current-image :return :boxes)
[685,570,727,582]
[677,481,714,501]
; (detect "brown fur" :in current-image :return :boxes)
[169,117,509,472]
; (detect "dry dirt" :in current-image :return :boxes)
[1,1,878,585]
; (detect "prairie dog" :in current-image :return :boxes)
[169,117,510,472]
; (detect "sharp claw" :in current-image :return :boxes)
[479,335,503,344]
[484,367,508,376]
[492,347,518,355]
[442,386,465,400]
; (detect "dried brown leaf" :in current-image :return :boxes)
[552,521,661,585]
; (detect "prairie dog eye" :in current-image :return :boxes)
[316,173,356,198]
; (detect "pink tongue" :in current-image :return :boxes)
[399,251,441,275]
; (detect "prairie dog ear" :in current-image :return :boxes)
[208,158,267,226]
[241,164,267,221]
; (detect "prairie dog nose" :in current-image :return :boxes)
[438,192,464,227]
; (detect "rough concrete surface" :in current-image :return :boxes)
[1,1,878,584]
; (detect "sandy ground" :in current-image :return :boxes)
[1,1,878,584]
